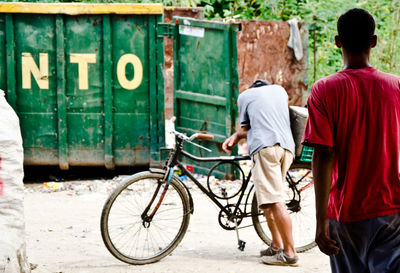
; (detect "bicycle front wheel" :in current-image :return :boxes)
[251,163,316,252]
[101,171,191,264]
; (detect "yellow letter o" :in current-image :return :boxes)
[117,54,143,90]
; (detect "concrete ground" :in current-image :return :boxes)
[24,177,330,273]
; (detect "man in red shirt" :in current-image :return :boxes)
[303,8,400,272]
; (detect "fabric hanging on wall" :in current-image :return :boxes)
[287,18,303,61]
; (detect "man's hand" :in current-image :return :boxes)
[222,125,249,154]
[222,133,239,154]
[315,218,339,256]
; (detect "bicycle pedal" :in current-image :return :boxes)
[238,240,246,251]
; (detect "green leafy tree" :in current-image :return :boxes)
[199,0,400,84]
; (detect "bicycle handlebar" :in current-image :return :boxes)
[170,130,214,142]
[196,133,214,140]
[170,130,214,152]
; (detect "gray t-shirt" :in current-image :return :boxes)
[238,84,295,155]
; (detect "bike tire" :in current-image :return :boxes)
[251,162,317,253]
[101,171,191,265]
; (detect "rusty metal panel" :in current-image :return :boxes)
[237,20,308,105]
[0,3,164,169]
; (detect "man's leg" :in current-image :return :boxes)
[253,146,287,252]
[367,212,400,272]
[263,205,283,250]
[329,213,400,273]
[274,149,295,257]
[262,148,295,256]
[329,218,370,273]
[253,146,298,265]
[263,203,295,257]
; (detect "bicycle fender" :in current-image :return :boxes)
[173,174,194,215]
[149,168,194,214]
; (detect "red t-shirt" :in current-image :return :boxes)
[303,67,400,222]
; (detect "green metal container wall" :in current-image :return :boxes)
[0,3,165,169]
[173,17,240,176]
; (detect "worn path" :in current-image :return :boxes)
[24,178,330,273]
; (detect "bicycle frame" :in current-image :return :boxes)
[148,132,258,227]
[176,151,253,221]
[147,135,311,229]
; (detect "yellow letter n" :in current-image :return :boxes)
[22,53,49,89]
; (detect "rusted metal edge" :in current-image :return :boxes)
[0,3,163,15]
[156,15,165,163]
[149,15,158,163]
[228,24,239,139]
[103,15,114,170]
[56,15,69,170]
[223,27,232,138]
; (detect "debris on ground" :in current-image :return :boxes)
[25,176,126,195]
[25,159,255,198]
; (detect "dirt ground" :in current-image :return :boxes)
[24,177,330,273]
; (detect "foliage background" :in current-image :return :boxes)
[197,0,400,85]
[16,0,399,85]
[126,0,400,85]
[144,0,400,85]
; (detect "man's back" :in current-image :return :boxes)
[238,85,295,155]
[304,67,400,222]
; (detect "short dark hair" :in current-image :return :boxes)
[250,79,270,88]
[337,8,375,54]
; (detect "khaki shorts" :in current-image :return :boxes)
[252,144,293,209]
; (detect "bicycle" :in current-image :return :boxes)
[100,130,316,265]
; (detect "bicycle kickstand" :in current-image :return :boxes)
[234,219,246,251]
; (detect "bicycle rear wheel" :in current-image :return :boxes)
[251,163,316,252]
[101,171,191,264]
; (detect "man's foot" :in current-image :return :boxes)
[261,252,299,267]
[259,246,281,257]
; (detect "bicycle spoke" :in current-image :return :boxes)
[101,172,190,264]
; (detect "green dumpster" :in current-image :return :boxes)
[0,3,165,169]
[0,3,240,172]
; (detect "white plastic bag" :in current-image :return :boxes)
[0,90,30,272]
[289,106,309,158]
[165,116,176,149]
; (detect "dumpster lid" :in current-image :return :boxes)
[0,2,162,15]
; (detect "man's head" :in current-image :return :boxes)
[336,8,376,55]
[250,79,271,88]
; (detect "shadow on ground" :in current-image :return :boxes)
[23,166,148,183]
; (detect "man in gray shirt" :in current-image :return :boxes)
[222,80,298,266]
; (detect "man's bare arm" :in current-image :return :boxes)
[222,125,249,154]
[312,144,339,256]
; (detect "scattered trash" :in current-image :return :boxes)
[25,179,122,195]
[28,161,254,198]
[180,175,188,181]
[174,169,183,176]
[29,263,38,270]
[43,182,64,192]
[75,190,88,196]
